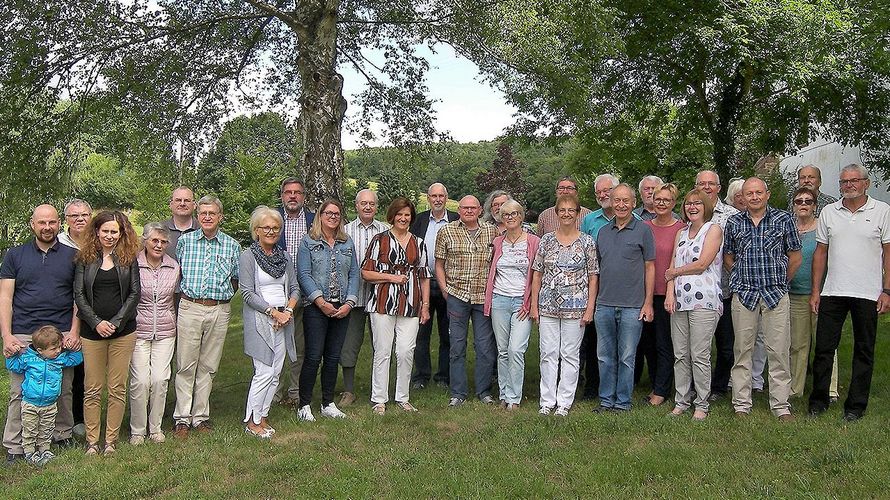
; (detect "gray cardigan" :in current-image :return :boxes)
[239,249,300,365]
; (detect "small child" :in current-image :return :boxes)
[5,325,83,466]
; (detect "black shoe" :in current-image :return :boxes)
[435,380,449,388]
[842,411,862,422]
[411,381,426,390]
[592,405,614,414]
[808,405,828,417]
[708,391,726,402]
[52,438,77,449]
[5,452,24,466]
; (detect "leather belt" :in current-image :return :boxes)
[182,295,230,306]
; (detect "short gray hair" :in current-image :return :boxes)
[840,163,869,179]
[249,205,284,241]
[724,178,745,205]
[355,188,379,204]
[63,198,92,216]
[499,199,525,221]
[594,173,620,189]
[638,175,663,192]
[142,222,171,240]
[197,195,223,214]
[612,182,636,200]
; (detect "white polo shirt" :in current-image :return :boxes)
[817,196,890,300]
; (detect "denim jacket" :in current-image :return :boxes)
[297,235,360,305]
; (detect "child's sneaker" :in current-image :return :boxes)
[38,450,55,466]
[24,452,41,466]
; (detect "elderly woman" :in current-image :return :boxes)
[128,223,180,446]
[361,197,431,414]
[725,178,746,211]
[296,199,360,422]
[483,190,511,233]
[240,206,300,438]
[665,189,723,420]
[641,183,685,406]
[484,199,540,409]
[74,211,140,456]
[530,194,598,416]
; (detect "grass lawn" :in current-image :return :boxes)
[2,294,889,498]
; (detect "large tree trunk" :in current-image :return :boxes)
[294,1,347,210]
[710,62,752,185]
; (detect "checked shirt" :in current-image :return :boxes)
[176,230,241,301]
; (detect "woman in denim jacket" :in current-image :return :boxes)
[296,199,360,421]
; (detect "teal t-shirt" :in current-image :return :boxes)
[789,228,817,295]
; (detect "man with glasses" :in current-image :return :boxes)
[58,199,92,249]
[2,205,80,464]
[808,164,890,421]
[435,195,499,407]
[173,195,240,438]
[695,170,739,401]
[274,177,314,408]
[724,177,801,420]
[787,165,837,216]
[410,183,458,389]
[164,187,200,259]
[536,177,592,235]
[339,189,388,406]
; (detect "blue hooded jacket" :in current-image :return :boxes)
[5,346,83,406]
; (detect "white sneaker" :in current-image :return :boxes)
[129,435,145,446]
[297,405,316,422]
[320,402,347,419]
[554,406,571,417]
[149,432,166,443]
[539,406,553,416]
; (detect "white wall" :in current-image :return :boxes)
[780,138,890,203]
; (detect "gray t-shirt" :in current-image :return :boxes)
[494,240,528,297]
[596,217,655,308]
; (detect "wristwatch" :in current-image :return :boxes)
[284,306,294,313]
[882,289,890,296]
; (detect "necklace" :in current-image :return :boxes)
[505,231,524,245]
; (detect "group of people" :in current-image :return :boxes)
[3,163,888,465]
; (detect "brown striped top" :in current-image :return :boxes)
[361,231,431,317]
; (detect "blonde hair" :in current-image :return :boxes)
[249,206,283,241]
[309,199,348,241]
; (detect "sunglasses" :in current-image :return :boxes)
[793,199,815,206]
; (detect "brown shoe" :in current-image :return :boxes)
[339,391,356,407]
[278,397,298,409]
[734,410,749,418]
[778,413,795,422]
[173,423,190,439]
[193,420,213,433]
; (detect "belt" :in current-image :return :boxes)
[182,295,230,306]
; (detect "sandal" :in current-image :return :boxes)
[397,401,419,412]
[372,403,386,415]
[103,443,116,456]
[85,443,100,456]
[692,409,708,421]
[669,406,685,417]
[245,425,272,439]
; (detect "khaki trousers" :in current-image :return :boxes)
[82,334,137,446]
[21,402,57,454]
[129,337,176,436]
[3,332,74,455]
[731,295,792,416]
[173,300,230,426]
[789,294,838,397]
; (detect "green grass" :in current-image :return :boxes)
[2,295,889,498]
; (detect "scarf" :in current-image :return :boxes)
[251,241,288,278]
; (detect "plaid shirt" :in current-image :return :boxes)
[723,207,801,310]
[345,218,390,307]
[282,208,308,267]
[435,220,498,303]
[536,205,593,236]
[176,230,241,301]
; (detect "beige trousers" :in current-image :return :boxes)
[129,337,176,436]
[82,334,137,446]
[789,294,838,398]
[173,300,230,426]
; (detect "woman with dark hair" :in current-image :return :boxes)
[665,189,723,420]
[74,210,141,456]
[128,222,179,446]
[361,197,431,414]
[296,199,360,421]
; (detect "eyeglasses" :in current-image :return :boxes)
[147,238,169,246]
[793,199,815,206]
[358,201,377,208]
[198,211,219,218]
[171,198,193,204]
[556,208,578,214]
[696,181,718,188]
[684,201,704,207]
[282,190,304,196]
[556,185,578,192]
[321,211,341,218]
[458,206,479,211]
[501,211,520,220]
[653,198,674,205]
[258,226,281,235]
[839,178,868,185]
[65,213,91,220]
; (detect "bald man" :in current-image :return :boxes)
[2,205,80,464]
[723,178,801,420]
[435,195,499,407]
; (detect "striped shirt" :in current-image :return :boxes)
[536,205,593,236]
[283,209,308,267]
[176,230,241,301]
[362,231,431,317]
[435,220,498,303]
[723,207,801,310]
[345,218,390,307]
[711,200,740,298]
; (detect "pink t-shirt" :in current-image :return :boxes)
[645,219,685,296]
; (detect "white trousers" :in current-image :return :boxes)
[244,331,287,425]
[370,313,420,404]
[129,337,176,436]
[538,316,583,409]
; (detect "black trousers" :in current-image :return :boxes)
[633,296,673,397]
[411,282,450,384]
[580,322,599,398]
[710,297,734,394]
[809,296,878,416]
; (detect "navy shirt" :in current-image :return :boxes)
[723,207,802,310]
[0,240,77,333]
[596,217,656,308]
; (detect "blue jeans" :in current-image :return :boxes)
[595,305,643,409]
[447,296,496,400]
[490,294,532,404]
[300,304,349,407]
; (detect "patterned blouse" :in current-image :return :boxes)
[673,222,723,314]
[362,231,431,317]
[532,232,599,319]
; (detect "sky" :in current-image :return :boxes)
[339,45,517,150]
